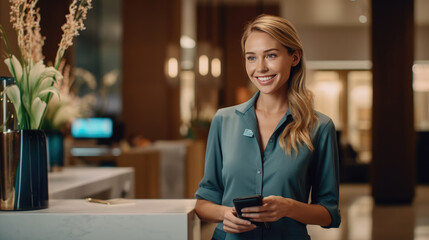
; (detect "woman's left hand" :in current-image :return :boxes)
[241,195,292,223]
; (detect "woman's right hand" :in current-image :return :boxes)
[222,207,257,233]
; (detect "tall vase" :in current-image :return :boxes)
[0,77,49,211]
[0,130,49,210]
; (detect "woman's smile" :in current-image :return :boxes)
[255,74,277,85]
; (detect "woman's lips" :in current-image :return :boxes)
[256,74,276,85]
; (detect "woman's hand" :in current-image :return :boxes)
[223,207,257,233]
[241,195,291,223]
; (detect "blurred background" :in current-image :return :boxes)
[1,0,428,239]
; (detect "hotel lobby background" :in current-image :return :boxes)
[1,0,429,239]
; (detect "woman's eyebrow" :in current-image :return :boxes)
[264,48,280,53]
[245,48,280,55]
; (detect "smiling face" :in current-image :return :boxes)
[244,31,300,97]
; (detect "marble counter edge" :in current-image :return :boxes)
[0,199,200,240]
[0,199,197,215]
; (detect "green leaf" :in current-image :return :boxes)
[38,86,60,100]
[21,92,31,114]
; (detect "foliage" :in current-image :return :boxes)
[0,0,92,130]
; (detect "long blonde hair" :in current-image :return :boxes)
[241,14,318,155]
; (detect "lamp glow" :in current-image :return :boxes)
[211,58,221,78]
[167,57,178,78]
[199,55,209,76]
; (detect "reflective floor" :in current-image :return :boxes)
[308,184,429,240]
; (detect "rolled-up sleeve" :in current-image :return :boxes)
[311,119,341,228]
[195,112,224,205]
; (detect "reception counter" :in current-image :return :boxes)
[0,199,200,240]
[49,167,135,199]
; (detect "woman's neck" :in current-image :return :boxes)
[256,91,288,114]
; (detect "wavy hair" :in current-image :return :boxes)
[241,14,318,155]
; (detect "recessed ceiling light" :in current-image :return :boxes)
[359,15,367,23]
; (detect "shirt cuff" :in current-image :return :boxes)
[195,186,223,205]
[318,202,341,228]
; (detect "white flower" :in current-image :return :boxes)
[45,93,81,130]
[4,55,61,129]
[30,97,46,129]
[4,55,23,85]
[4,85,22,122]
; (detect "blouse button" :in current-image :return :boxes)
[269,138,273,143]
[257,170,261,174]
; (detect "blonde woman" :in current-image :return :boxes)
[195,14,341,239]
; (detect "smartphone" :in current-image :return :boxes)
[233,195,268,228]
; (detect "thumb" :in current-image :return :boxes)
[262,195,275,204]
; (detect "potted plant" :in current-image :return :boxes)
[0,0,92,210]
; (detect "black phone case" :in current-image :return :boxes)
[233,195,263,226]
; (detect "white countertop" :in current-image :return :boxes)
[0,199,200,240]
[49,167,135,199]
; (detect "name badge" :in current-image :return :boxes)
[243,129,254,137]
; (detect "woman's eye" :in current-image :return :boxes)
[267,53,277,59]
[247,56,256,61]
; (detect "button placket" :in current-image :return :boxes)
[256,155,263,195]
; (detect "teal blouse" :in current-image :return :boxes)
[195,91,341,240]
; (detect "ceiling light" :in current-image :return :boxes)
[180,35,196,49]
[359,15,367,23]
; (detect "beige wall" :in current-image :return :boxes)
[416,26,429,61]
[299,26,370,61]
[295,25,429,61]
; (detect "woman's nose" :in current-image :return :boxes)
[256,59,268,72]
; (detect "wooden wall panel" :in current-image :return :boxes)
[122,0,181,140]
[219,5,279,107]
[0,1,22,75]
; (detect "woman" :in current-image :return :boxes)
[195,14,341,240]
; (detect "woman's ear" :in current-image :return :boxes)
[291,50,302,67]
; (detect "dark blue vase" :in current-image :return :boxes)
[15,130,49,210]
[0,130,49,210]
[46,131,64,171]
[0,76,49,210]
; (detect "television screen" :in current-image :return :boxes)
[71,118,113,139]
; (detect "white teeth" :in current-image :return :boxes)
[257,75,275,81]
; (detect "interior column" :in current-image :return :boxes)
[371,0,416,204]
